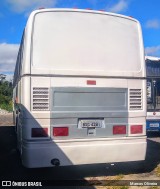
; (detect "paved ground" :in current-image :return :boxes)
[0,112,13,126]
[0,113,160,188]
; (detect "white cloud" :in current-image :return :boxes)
[0,43,19,73]
[145,46,160,57]
[106,0,128,13]
[146,19,160,29]
[6,74,13,81]
[7,0,57,13]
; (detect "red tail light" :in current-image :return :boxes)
[87,80,96,85]
[53,127,69,136]
[113,125,126,135]
[32,128,48,137]
[131,125,143,134]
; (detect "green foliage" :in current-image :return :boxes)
[0,77,13,112]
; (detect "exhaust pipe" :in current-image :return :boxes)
[51,158,60,166]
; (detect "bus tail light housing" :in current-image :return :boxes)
[32,128,48,137]
[130,125,143,134]
[53,127,69,136]
[87,80,96,85]
[113,125,126,135]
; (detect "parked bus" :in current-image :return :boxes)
[146,56,160,132]
[13,8,146,168]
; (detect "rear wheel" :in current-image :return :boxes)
[15,116,18,133]
[15,116,22,155]
[135,160,147,172]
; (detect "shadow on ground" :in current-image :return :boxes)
[0,126,159,182]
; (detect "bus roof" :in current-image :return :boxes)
[29,8,139,23]
[145,56,160,62]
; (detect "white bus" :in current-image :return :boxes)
[146,56,160,132]
[13,8,146,168]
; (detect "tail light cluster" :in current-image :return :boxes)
[113,125,143,135]
[113,125,126,134]
[130,125,143,134]
[53,127,69,136]
[31,126,143,138]
[31,127,69,138]
[31,128,48,137]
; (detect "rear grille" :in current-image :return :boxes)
[129,89,142,110]
[32,88,49,111]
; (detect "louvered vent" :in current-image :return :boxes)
[129,89,142,110]
[32,87,49,111]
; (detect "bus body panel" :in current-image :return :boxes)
[19,76,146,167]
[22,137,146,168]
[29,9,145,77]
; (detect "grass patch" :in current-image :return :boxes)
[0,101,13,112]
[87,175,129,189]
[155,165,160,177]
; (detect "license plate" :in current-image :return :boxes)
[150,123,159,128]
[78,119,104,128]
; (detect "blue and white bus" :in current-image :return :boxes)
[146,56,160,132]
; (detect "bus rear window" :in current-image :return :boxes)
[32,11,142,74]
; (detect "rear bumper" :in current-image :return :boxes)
[22,137,147,168]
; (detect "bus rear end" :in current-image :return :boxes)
[18,9,146,168]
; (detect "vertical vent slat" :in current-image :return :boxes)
[129,89,142,110]
[32,87,49,111]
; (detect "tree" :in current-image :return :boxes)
[0,74,13,111]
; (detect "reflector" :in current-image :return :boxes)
[131,125,143,134]
[32,128,48,137]
[53,127,69,136]
[87,80,96,85]
[113,125,126,135]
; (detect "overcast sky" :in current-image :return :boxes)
[0,0,160,79]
